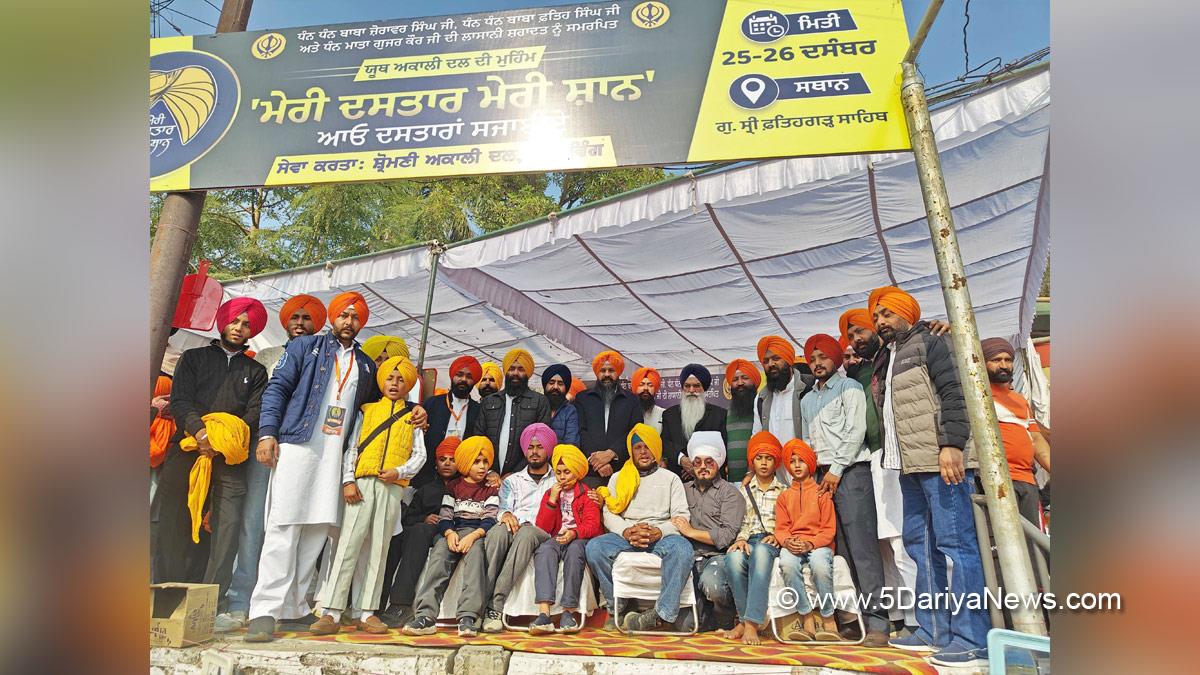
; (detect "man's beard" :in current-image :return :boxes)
[844,360,864,379]
[637,390,656,412]
[989,369,1013,384]
[506,375,530,395]
[765,367,792,392]
[452,381,473,399]
[730,385,756,417]
[680,394,705,438]
[598,378,618,404]
[546,391,566,411]
[478,385,498,398]
[855,335,882,360]
[694,476,714,490]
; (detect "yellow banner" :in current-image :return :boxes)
[354,46,546,81]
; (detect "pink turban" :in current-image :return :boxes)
[215,298,267,338]
[519,422,557,457]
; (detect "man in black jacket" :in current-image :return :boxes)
[663,364,728,478]
[153,298,269,611]
[474,348,550,481]
[414,355,482,487]
[575,351,642,488]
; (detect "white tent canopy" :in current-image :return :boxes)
[224,70,1049,380]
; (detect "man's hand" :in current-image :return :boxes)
[196,433,215,458]
[256,437,280,468]
[151,395,171,418]
[556,528,577,545]
[730,539,750,555]
[596,464,614,478]
[928,319,952,336]
[622,524,649,546]
[589,449,616,471]
[762,534,780,548]
[486,470,501,488]
[377,468,401,484]
[671,516,694,538]
[343,482,363,504]
[741,473,753,488]
[501,512,521,534]
[587,490,604,506]
[679,456,694,479]
[939,446,965,485]
[411,405,429,430]
[642,525,663,546]
[819,472,841,495]
[424,513,440,526]
[445,529,461,552]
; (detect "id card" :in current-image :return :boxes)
[321,405,346,435]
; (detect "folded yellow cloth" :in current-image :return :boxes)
[180,412,249,543]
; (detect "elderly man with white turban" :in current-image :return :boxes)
[670,431,747,632]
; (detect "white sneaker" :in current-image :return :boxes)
[214,611,248,633]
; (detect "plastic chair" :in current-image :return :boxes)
[768,554,865,644]
[611,551,699,635]
[501,563,597,631]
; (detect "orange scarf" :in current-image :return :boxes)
[150,375,175,468]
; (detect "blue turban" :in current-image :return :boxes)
[541,363,573,391]
[679,363,712,391]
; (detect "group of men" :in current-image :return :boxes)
[150,284,1049,669]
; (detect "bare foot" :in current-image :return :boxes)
[742,622,762,646]
[723,623,745,641]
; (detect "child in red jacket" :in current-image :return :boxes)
[774,439,838,641]
[529,444,602,634]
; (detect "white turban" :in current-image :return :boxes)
[687,431,726,468]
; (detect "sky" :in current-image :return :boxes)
[151,0,1049,89]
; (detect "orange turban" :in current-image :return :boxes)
[725,359,761,389]
[328,291,370,327]
[567,377,586,400]
[838,308,874,342]
[435,436,461,460]
[757,335,796,366]
[631,366,661,393]
[150,375,174,468]
[450,355,483,383]
[748,430,783,466]
[502,348,534,376]
[868,286,921,325]
[782,439,817,476]
[592,350,625,377]
[804,334,844,370]
[279,294,327,330]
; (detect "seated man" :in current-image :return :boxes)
[670,432,746,632]
[584,424,692,632]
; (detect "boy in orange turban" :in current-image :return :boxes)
[774,439,838,642]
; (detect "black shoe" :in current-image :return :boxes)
[244,616,276,643]
[278,613,318,631]
[673,612,695,633]
[839,622,863,641]
[402,615,437,636]
[379,605,412,629]
[627,610,671,632]
[458,616,478,637]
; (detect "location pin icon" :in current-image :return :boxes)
[741,77,766,104]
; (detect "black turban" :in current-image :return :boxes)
[679,363,712,391]
[541,363,573,390]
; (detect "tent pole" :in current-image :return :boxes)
[416,240,446,373]
[900,1,1047,637]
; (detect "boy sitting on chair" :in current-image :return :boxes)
[774,438,839,641]
[529,444,603,634]
[725,431,787,645]
[312,356,427,635]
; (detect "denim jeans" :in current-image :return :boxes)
[724,533,780,625]
[584,532,694,623]
[778,547,835,617]
[225,457,271,614]
[694,554,735,631]
[900,470,991,650]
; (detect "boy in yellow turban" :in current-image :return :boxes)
[404,436,500,637]
[311,356,427,635]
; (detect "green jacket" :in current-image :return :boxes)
[850,364,882,451]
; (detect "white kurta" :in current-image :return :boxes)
[870,448,905,539]
[265,344,361,528]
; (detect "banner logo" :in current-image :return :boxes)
[632,2,670,29]
[150,50,240,179]
[742,10,789,43]
[252,32,286,60]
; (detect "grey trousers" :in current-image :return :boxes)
[817,462,888,633]
[323,479,402,613]
[533,537,588,609]
[483,524,550,613]
[412,527,489,621]
[1013,480,1043,528]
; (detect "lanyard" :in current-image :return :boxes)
[447,394,465,422]
[333,351,356,399]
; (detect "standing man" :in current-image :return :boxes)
[245,292,385,642]
[632,366,664,433]
[723,359,760,483]
[477,361,502,399]
[474,348,551,480]
[416,355,482,487]
[154,298,269,614]
[800,334,890,647]
[982,338,1051,528]
[869,286,990,667]
[671,432,746,632]
[542,364,580,446]
[664,364,728,478]
[753,336,812,484]
[576,351,643,488]
[217,294,326,633]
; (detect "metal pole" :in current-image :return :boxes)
[416,240,446,373]
[148,0,254,390]
[901,1,1047,636]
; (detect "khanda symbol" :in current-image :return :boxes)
[634,2,668,28]
[149,66,216,145]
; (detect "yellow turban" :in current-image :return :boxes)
[502,348,534,376]
[361,335,410,362]
[592,350,626,377]
[595,423,662,515]
[551,444,589,480]
[455,435,495,476]
[478,361,502,390]
[868,286,922,325]
[377,355,418,396]
[179,413,249,543]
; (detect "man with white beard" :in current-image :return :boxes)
[661,364,728,480]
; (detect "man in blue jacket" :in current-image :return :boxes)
[244,292,426,642]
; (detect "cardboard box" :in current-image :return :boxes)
[150,583,217,648]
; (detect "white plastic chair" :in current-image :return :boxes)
[767,554,864,644]
[500,563,597,631]
[611,551,698,635]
